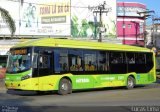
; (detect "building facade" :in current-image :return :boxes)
[117,2,146,46]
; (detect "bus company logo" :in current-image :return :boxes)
[101,77,115,81]
[76,78,90,83]
[118,76,124,80]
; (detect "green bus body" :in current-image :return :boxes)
[5,38,156,95]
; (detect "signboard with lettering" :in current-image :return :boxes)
[117,6,146,17]
[11,49,27,55]
[20,0,71,36]
[0,0,116,38]
[0,0,71,36]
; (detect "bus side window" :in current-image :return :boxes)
[110,52,123,64]
[62,63,68,71]
[59,50,69,72]
[98,51,108,71]
[39,56,43,68]
[126,53,135,64]
[84,51,97,71]
[33,53,38,68]
[39,55,50,68]
[135,53,145,64]
[85,61,95,71]
[68,49,83,71]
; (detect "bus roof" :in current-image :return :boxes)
[12,38,151,52]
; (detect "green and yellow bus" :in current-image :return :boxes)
[5,38,156,95]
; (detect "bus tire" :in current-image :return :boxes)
[126,76,135,89]
[58,78,72,95]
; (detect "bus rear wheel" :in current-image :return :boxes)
[58,78,72,95]
[126,76,135,89]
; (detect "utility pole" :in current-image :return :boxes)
[152,18,160,47]
[137,10,155,47]
[89,1,111,42]
[98,7,103,42]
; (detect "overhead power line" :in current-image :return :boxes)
[7,0,89,9]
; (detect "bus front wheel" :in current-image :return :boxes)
[126,76,135,89]
[58,78,72,95]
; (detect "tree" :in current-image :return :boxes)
[0,6,16,37]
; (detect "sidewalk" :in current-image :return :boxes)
[0,78,6,90]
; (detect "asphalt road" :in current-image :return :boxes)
[0,79,160,112]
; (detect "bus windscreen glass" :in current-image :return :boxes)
[6,48,31,73]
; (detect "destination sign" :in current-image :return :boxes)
[11,49,27,55]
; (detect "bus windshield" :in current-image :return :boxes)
[6,48,31,73]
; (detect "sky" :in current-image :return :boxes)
[117,0,160,24]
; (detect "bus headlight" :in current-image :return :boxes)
[21,74,31,80]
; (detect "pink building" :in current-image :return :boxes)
[117,2,146,46]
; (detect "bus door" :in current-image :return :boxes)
[126,52,136,73]
[109,52,127,86]
[38,54,53,76]
[32,48,53,90]
[109,52,127,74]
